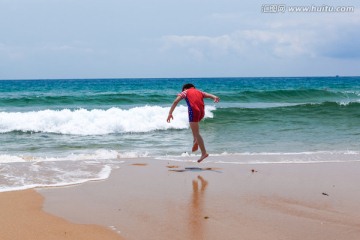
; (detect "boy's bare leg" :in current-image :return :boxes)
[192,139,199,152]
[191,130,198,152]
[190,122,209,163]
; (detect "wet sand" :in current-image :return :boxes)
[37,157,360,240]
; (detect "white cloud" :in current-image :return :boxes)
[241,30,314,57]
[162,29,314,60]
[161,11,360,61]
[162,34,242,60]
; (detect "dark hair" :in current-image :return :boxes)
[182,83,195,91]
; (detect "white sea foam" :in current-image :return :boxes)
[218,102,303,109]
[0,149,149,164]
[0,154,27,163]
[0,157,124,193]
[0,148,149,192]
[0,163,115,193]
[0,105,216,135]
[0,148,142,192]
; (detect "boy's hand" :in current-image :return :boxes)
[167,114,173,123]
[214,96,220,103]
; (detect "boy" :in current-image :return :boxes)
[167,83,220,163]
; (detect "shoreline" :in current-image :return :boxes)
[2,151,360,194]
[1,157,360,239]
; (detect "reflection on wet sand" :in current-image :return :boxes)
[189,175,208,240]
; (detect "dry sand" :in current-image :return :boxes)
[0,189,123,240]
[1,157,360,240]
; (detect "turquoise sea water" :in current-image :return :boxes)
[1,77,360,191]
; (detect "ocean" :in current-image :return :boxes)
[1,77,360,192]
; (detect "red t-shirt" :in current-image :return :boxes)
[178,88,205,122]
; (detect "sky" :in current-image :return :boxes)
[0,0,359,79]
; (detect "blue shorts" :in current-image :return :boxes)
[188,107,204,122]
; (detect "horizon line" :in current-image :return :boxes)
[0,75,358,81]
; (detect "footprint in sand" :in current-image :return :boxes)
[166,165,180,169]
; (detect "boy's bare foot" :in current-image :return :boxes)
[197,153,209,163]
[192,142,199,152]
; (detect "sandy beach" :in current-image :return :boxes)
[0,189,124,240]
[1,156,360,240]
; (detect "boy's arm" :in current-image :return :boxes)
[167,96,182,122]
[203,92,220,103]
